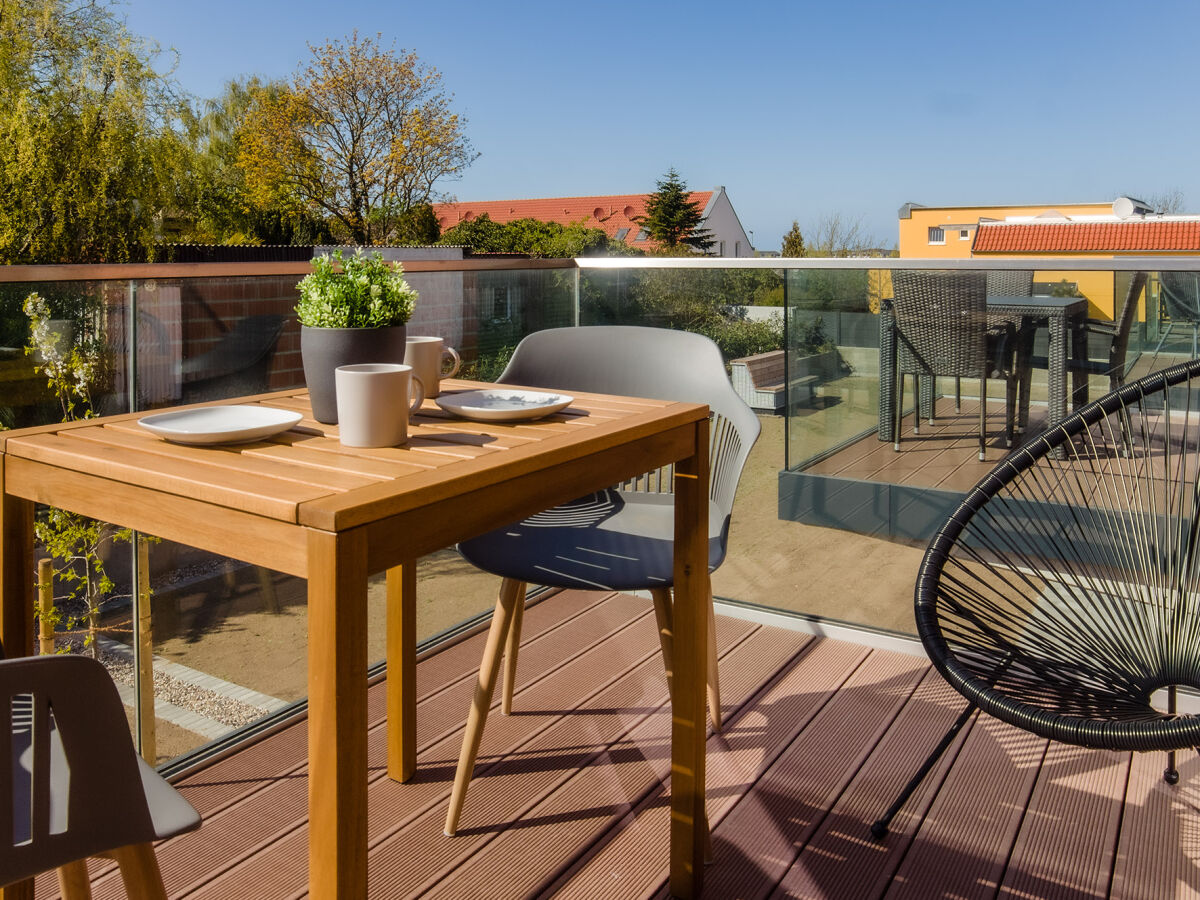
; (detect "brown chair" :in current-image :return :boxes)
[891,271,1020,461]
[0,654,201,898]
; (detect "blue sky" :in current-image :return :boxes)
[123,0,1200,251]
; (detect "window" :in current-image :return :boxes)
[614,227,630,241]
[959,229,971,241]
[634,228,648,242]
[928,227,945,245]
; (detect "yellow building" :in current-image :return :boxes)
[898,199,1200,318]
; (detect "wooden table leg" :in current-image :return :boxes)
[0,458,36,900]
[0,457,35,659]
[308,527,369,899]
[387,560,417,783]
[669,418,710,899]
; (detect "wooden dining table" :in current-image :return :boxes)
[0,381,712,899]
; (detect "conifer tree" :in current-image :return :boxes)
[636,169,715,252]
[781,221,806,257]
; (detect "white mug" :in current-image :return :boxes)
[404,336,462,399]
[334,363,425,448]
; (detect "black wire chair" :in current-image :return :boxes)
[872,357,1200,838]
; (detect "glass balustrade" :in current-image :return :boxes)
[0,256,1192,768]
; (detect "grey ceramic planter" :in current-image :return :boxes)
[301,324,409,423]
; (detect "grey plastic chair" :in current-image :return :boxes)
[1156,271,1200,359]
[0,654,200,898]
[891,271,1020,461]
[446,326,761,835]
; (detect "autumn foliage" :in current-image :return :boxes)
[237,32,475,245]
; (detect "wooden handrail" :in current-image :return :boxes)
[0,257,577,282]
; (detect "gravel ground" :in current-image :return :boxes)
[63,638,270,730]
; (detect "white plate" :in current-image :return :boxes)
[434,389,574,422]
[138,405,303,445]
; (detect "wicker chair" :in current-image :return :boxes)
[1069,272,1149,393]
[1156,271,1200,359]
[891,270,1020,461]
[872,358,1200,838]
[986,270,1035,427]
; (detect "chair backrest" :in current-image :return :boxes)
[985,269,1033,297]
[915,357,1200,753]
[1159,271,1200,323]
[891,270,988,379]
[497,326,761,518]
[182,313,287,403]
[0,655,163,887]
[1108,271,1149,378]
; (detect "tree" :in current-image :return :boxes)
[635,168,714,253]
[439,214,613,257]
[1142,189,1186,215]
[176,77,333,245]
[0,0,189,263]
[781,221,806,257]
[237,32,477,245]
[391,202,441,244]
[801,212,882,257]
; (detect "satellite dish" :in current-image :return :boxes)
[1113,196,1153,218]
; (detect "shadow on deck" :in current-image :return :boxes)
[45,589,1200,899]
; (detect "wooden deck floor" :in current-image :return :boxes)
[43,589,1200,899]
[803,399,1050,492]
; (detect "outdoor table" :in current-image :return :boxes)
[878,294,1090,445]
[0,381,712,899]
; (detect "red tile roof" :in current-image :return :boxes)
[431,192,714,245]
[973,220,1200,253]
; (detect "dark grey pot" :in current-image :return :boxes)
[301,324,409,423]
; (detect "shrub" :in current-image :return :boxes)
[296,249,417,328]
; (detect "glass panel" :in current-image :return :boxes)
[2,259,1191,765]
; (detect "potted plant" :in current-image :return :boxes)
[297,248,418,423]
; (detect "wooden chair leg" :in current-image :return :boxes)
[653,587,722,732]
[56,860,93,899]
[650,588,675,698]
[445,578,524,836]
[501,580,527,716]
[111,843,168,900]
[706,588,722,733]
[703,807,714,865]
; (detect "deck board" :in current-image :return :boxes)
[36,589,1200,899]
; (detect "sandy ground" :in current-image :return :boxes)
[140,414,925,761]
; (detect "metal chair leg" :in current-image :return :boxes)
[912,375,921,436]
[1154,321,1175,356]
[1005,375,1016,448]
[1165,686,1180,784]
[954,376,961,413]
[871,703,976,839]
[978,377,987,461]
